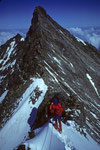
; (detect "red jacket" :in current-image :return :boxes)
[50,102,63,115]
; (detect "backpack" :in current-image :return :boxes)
[50,102,63,115]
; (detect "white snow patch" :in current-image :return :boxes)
[53,57,61,65]
[0,78,48,150]
[44,61,59,82]
[85,93,100,109]
[90,112,97,119]
[89,66,96,72]
[64,82,89,105]
[59,55,68,64]
[0,58,3,64]
[70,62,74,68]
[59,56,75,72]
[86,120,94,130]
[44,61,57,77]
[64,82,77,95]
[65,108,72,112]
[69,62,75,73]
[59,29,64,35]
[58,64,66,75]
[45,67,58,83]
[76,37,87,45]
[21,37,24,41]
[90,102,100,112]
[44,60,53,70]
[0,40,16,69]
[0,75,6,83]
[0,59,16,71]
[0,90,8,103]
[85,93,92,100]
[11,59,16,67]
[6,41,15,60]
[86,73,100,98]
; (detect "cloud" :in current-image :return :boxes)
[69,27,84,36]
[0,29,27,46]
[0,28,100,50]
[68,27,100,50]
[0,32,14,45]
[87,33,100,49]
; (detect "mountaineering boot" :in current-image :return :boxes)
[55,123,58,130]
[59,124,62,133]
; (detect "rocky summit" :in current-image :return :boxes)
[0,6,100,147]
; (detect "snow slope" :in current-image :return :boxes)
[0,78,100,150]
[0,78,48,150]
[24,121,100,150]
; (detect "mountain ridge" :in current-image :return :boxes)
[0,6,100,147]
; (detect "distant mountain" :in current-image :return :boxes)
[0,6,100,150]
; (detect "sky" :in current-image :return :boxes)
[0,0,100,29]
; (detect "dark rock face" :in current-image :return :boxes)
[0,6,100,144]
[0,33,27,127]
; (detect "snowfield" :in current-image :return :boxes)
[0,78,48,150]
[0,78,100,150]
[24,121,100,150]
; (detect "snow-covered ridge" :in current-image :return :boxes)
[76,36,86,45]
[0,78,48,150]
[24,121,100,150]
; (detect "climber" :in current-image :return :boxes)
[50,97,63,133]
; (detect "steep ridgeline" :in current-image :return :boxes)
[0,34,26,125]
[0,6,100,144]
